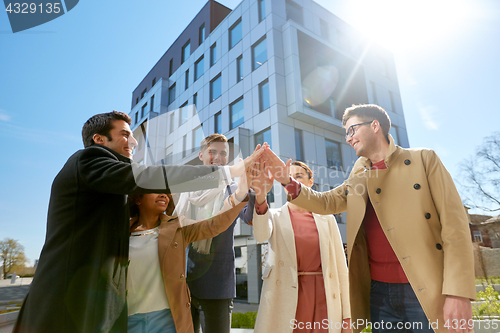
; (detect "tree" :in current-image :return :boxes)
[459,131,500,213]
[0,238,27,278]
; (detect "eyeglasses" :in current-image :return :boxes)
[345,121,373,140]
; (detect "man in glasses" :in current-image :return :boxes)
[263,104,475,333]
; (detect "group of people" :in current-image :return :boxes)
[14,104,475,333]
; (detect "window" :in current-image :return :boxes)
[234,247,242,258]
[193,125,203,152]
[255,127,272,149]
[325,139,342,170]
[169,59,173,77]
[195,56,204,81]
[210,43,217,66]
[286,1,303,25]
[169,112,175,133]
[150,95,155,113]
[320,19,329,40]
[229,19,242,49]
[252,37,267,70]
[259,79,270,112]
[182,134,187,158]
[214,111,222,134]
[134,112,139,124]
[168,83,176,105]
[236,55,243,82]
[230,97,244,129]
[179,101,189,125]
[210,74,222,102]
[193,93,198,113]
[182,40,191,64]
[389,91,396,113]
[330,98,337,118]
[473,231,483,243]
[135,97,139,105]
[165,145,173,165]
[258,0,265,22]
[389,126,399,146]
[152,77,156,86]
[141,88,147,99]
[141,103,147,118]
[295,129,303,161]
[199,23,205,45]
[185,69,189,90]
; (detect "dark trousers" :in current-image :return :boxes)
[370,281,433,333]
[190,296,233,333]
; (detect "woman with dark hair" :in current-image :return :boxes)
[251,161,351,333]
[126,186,249,333]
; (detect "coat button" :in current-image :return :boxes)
[180,273,185,279]
[332,293,337,299]
[279,261,284,267]
[276,280,281,286]
[436,243,442,250]
[413,183,421,190]
[425,213,431,219]
[376,188,381,194]
[174,242,179,248]
[329,273,334,278]
[345,190,349,195]
[186,302,191,308]
[404,159,411,165]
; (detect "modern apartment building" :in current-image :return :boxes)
[129,0,408,303]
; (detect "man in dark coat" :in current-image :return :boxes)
[14,111,254,333]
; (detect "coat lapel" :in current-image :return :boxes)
[313,213,331,273]
[158,216,180,264]
[278,203,298,266]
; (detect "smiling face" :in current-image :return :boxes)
[199,141,229,166]
[93,120,137,158]
[344,116,378,158]
[136,193,169,216]
[289,165,314,188]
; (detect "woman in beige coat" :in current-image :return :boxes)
[126,187,249,333]
[251,161,351,333]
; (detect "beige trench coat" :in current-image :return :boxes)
[252,203,350,333]
[157,197,249,333]
[291,136,475,333]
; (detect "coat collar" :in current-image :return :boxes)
[357,134,399,170]
[88,144,133,163]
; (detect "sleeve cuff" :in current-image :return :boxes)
[255,200,268,215]
[284,177,301,200]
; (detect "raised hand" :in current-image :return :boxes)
[229,143,268,178]
[250,159,275,205]
[262,148,291,185]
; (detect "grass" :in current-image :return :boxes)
[231,311,258,329]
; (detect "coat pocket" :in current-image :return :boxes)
[261,265,273,280]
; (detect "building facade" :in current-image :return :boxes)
[129,0,408,303]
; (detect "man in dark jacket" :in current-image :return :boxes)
[14,111,257,333]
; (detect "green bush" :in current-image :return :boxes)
[473,285,500,319]
[476,277,500,285]
[231,311,258,329]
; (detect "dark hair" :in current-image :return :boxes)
[82,110,132,148]
[200,133,228,152]
[128,194,175,232]
[342,104,391,141]
[291,161,313,179]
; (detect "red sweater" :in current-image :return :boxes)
[364,160,408,283]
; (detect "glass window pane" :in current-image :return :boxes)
[180,102,189,125]
[210,74,222,102]
[286,1,303,25]
[169,84,176,105]
[258,0,265,22]
[199,24,205,45]
[325,139,342,170]
[255,128,272,149]
[259,80,270,112]
[230,98,244,129]
[195,56,204,81]
[237,56,243,82]
[229,20,242,49]
[252,37,267,70]
[210,43,217,66]
[194,126,203,151]
[214,112,222,134]
[182,41,190,64]
[295,129,303,161]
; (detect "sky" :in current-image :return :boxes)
[0,0,499,265]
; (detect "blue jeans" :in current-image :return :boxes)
[128,308,176,333]
[370,281,433,333]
